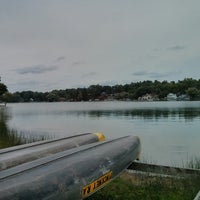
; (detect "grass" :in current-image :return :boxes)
[185,157,200,170]
[87,172,200,200]
[0,129,53,149]
[87,159,200,200]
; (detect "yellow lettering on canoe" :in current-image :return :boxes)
[82,171,112,198]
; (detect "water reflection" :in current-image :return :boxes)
[58,107,200,121]
[0,107,49,149]
[2,102,200,165]
[8,102,200,121]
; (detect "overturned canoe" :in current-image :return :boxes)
[0,135,141,200]
[0,132,105,170]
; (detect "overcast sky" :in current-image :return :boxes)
[1,0,200,92]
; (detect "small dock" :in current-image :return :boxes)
[0,102,6,107]
[127,161,200,177]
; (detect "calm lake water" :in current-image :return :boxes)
[1,101,200,166]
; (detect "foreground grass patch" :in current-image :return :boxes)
[87,171,200,200]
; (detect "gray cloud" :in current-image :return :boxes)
[132,70,176,79]
[55,56,66,62]
[167,45,186,51]
[72,61,85,66]
[132,70,148,76]
[81,72,98,78]
[17,65,58,75]
[149,72,173,78]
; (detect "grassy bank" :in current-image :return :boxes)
[87,172,199,200]
[87,161,200,200]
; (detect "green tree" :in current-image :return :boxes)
[1,92,15,102]
[20,91,34,102]
[0,83,8,97]
[186,87,200,100]
[46,91,59,102]
[88,85,102,100]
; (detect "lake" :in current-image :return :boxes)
[0,101,200,166]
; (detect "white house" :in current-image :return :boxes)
[167,93,177,101]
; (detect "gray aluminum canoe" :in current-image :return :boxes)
[0,135,141,200]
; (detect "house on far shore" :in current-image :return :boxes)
[167,93,177,101]
[177,94,190,101]
[138,93,159,101]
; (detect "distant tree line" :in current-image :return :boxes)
[1,78,200,103]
